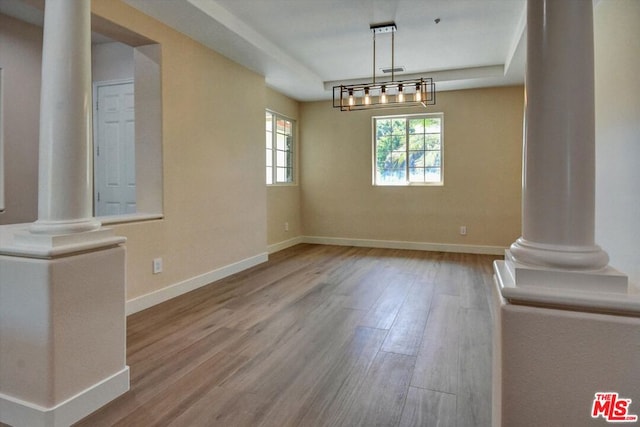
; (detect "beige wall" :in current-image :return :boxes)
[266,87,302,247]
[133,44,163,216]
[0,14,41,225]
[300,86,523,249]
[92,0,267,300]
[91,41,134,83]
[594,0,640,289]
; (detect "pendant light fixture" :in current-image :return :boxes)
[333,22,436,111]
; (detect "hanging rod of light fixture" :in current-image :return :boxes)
[333,22,436,112]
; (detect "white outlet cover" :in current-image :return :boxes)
[153,258,163,274]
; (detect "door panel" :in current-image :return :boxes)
[94,81,136,216]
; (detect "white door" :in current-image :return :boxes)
[94,81,136,216]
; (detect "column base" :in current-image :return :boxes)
[0,368,129,427]
[494,251,639,314]
[492,253,640,426]
[492,275,640,427]
[0,223,126,258]
[30,217,101,236]
[510,237,610,270]
[0,240,129,427]
[505,249,628,292]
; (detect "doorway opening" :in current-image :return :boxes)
[91,38,163,220]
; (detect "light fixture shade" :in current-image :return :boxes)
[333,77,436,111]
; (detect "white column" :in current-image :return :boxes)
[31,0,100,235]
[491,3,639,424]
[509,0,609,270]
[0,5,129,424]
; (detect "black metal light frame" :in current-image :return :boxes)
[333,77,436,111]
[333,23,436,112]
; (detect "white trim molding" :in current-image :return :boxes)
[0,368,129,427]
[126,252,268,315]
[267,236,304,254]
[302,235,506,255]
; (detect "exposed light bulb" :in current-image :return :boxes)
[364,87,371,105]
[348,89,354,106]
[398,84,404,103]
[381,86,387,104]
[415,83,422,102]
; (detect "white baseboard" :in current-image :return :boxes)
[126,252,268,315]
[0,367,129,427]
[302,236,506,255]
[267,236,304,254]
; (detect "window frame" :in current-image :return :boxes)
[266,110,296,186]
[372,112,444,187]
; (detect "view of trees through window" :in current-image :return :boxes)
[266,111,295,185]
[374,113,443,185]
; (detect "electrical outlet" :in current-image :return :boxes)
[460,226,467,236]
[284,222,289,232]
[152,258,163,274]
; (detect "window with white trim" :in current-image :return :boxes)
[266,111,295,185]
[373,113,443,185]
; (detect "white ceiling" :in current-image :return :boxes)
[121,0,527,101]
[0,0,527,101]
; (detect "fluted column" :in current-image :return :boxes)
[509,0,609,270]
[31,0,100,235]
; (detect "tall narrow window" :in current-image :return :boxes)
[373,113,443,185]
[266,110,295,185]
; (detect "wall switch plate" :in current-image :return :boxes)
[285,222,289,232]
[460,226,467,236]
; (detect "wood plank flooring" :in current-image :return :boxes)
[73,244,498,427]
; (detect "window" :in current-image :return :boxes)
[373,113,443,185]
[266,111,295,185]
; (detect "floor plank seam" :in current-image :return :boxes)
[408,385,457,396]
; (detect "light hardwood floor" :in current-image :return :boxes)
[73,244,498,427]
